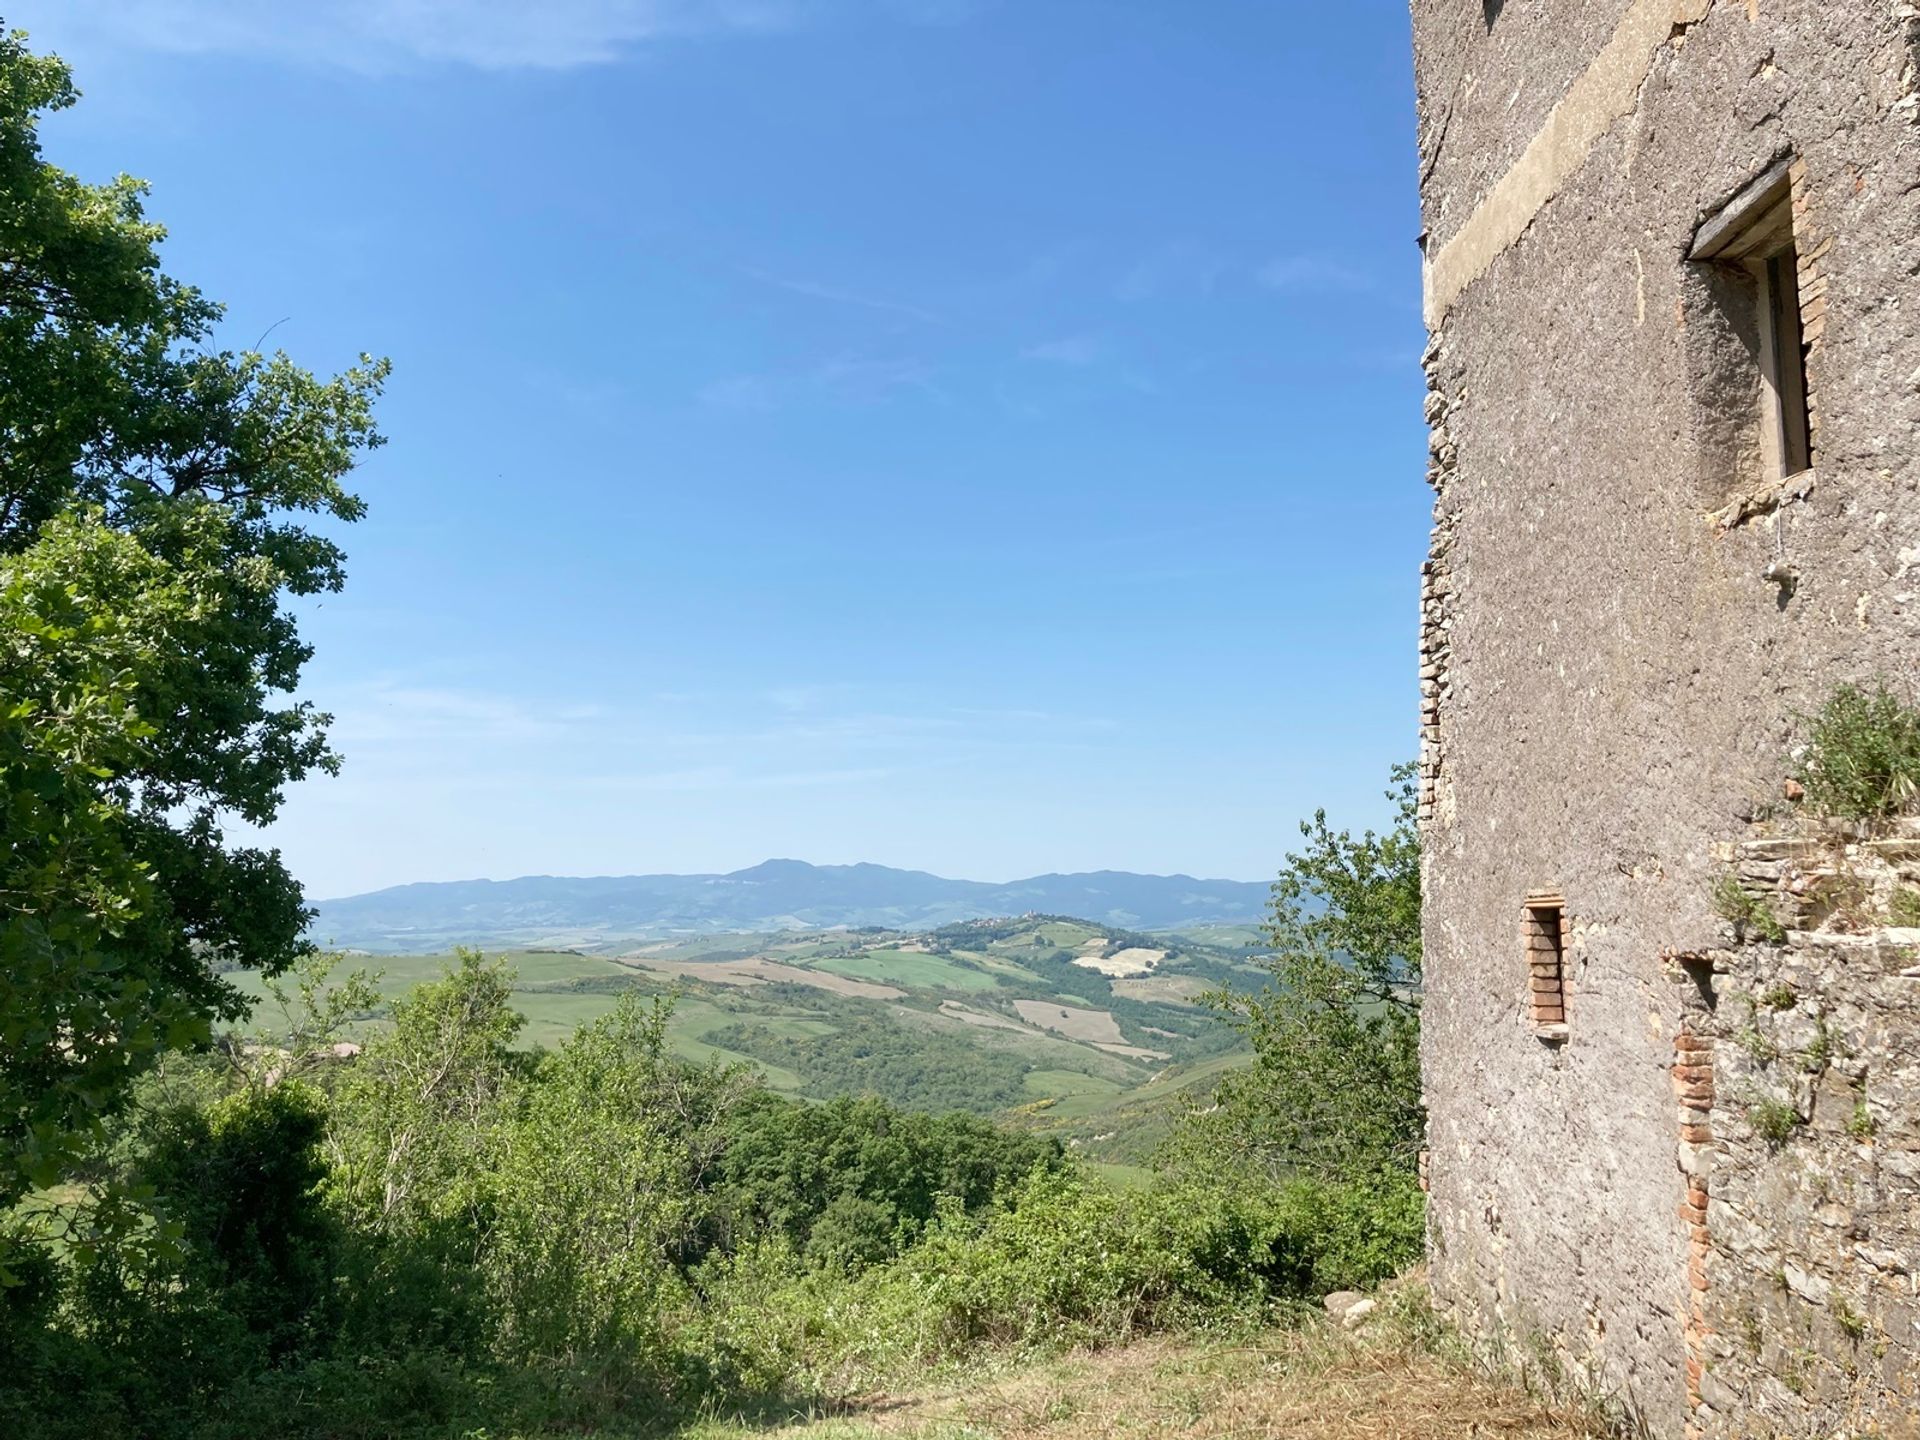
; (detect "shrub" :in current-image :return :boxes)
[1188,765,1424,1186]
[1747,1098,1801,1149]
[1711,873,1787,943]
[1791,682,1920,820]
[1270,1168,1426,1296]
[701,1161,1426,1393]
[142,1081,339,1361]
[712,1091,1064,1267]
[483,994,737,1383]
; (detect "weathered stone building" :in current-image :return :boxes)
[1411,3,1920,1435]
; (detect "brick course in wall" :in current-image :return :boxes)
[1788,158,1828,460]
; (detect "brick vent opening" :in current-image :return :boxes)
[1524,893,1569,1037]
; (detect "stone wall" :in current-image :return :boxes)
[1416,332,1461,833]
[1409,1,1920,1435]
[1669,820,1920,1438]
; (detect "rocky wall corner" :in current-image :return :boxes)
[1668,817,1920,1438]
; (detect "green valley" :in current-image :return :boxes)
[232,915,1263,1166]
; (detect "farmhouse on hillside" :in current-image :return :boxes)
[1410,2,1920,1435]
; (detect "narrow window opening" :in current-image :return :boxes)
[1524,892,1567,1036]
[1765,248,1812,477]
[1690,158,1815,485]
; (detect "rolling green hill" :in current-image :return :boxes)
[236,914,1267,1165]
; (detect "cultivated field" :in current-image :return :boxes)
[251,915,1263,1155]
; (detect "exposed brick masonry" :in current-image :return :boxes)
[1525,896,1569,1031]
[1674,1030,1716,1440]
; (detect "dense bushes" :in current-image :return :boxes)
[713,1090,1064,1265]
[3,951,1427,1439]
[0,762,1439,1437]
[696,1162,1424,1399]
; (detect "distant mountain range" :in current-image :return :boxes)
[309,859,1272,953]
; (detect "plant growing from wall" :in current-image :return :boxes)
[1790,682,1920,820]
[1889,888,1920,927]
[1800,1018,1836,1075]
[1848,1098,1876,1140]
[1736,1024,1781,1064]
[1712,874,1787,943]
[1747,1097,1801,1150]
[1831,1296,1867,1342]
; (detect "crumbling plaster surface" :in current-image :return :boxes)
[1412,2,1920,1435]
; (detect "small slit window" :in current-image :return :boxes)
[1524,892,1567,1036]
[1690,158,1814,482]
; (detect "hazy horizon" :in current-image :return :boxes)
[318,853,1278,902]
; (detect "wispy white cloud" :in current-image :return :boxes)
[1021,334,1103,367]
[699,355,942,410]
[1255,254,1373,294]
[46,0,973,73]
[1114,244,1227,304]
[323,677,1116,793]
[741,268,944,326]
[584,764,897,792]
[326,682,604,746]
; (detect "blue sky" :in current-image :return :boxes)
[24,1,1427,899]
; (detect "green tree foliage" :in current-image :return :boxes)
[486,995,742,1372]
[327,951,523,1246]
[1180,764,1424,1183]
[713,1091,1063,1268]
[139,1083,338,1361]
[2,516,215,1226]
[0,27,386,1233]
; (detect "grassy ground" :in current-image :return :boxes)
[678,1316,1609,1440]
[814,951,1002,992]
[1018,1068,1126,1117]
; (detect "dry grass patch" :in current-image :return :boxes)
[1070,947,1166,978]
[688,1322,1610,1440]
[1011,1000,1126,1046]
[1111,975,1211,1006]
[938,1001,1040,1035]
[1008,1001,1169,1062]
